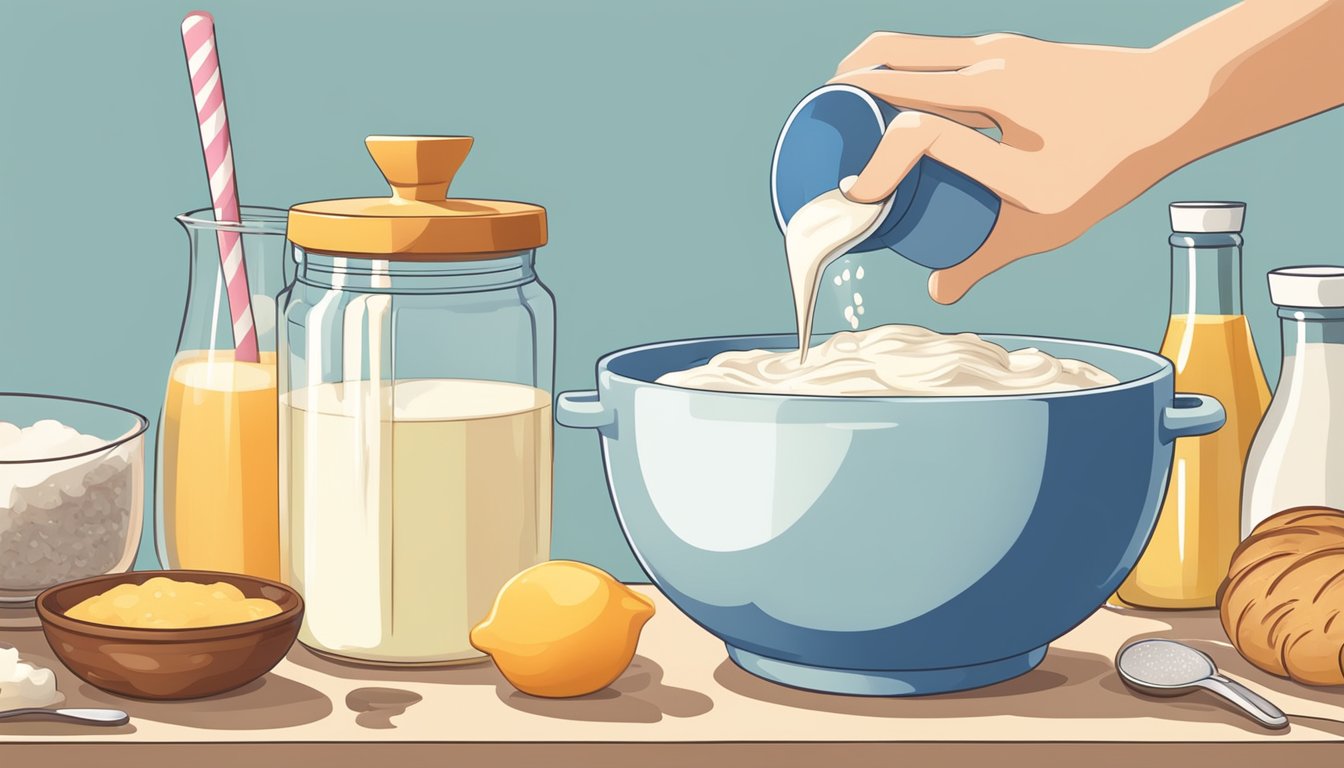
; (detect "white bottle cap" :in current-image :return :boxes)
[1268,266,1344,308]
[1169,202,1245,233]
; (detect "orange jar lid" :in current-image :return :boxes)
[287,136,547,260]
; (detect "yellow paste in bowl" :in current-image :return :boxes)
[64,576,283,629]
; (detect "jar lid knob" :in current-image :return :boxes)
[365,135,474,203]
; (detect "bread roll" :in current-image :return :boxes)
[1219,506,1344,686]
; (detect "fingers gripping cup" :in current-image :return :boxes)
[771,84,1001,269]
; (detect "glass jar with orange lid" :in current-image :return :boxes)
[1114,202,1270,609]
[280,136,554,665]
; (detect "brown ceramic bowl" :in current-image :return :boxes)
[36,569,303,700]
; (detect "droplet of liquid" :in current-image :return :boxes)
[833,275,843,287]
[841,269,851,282]
[853,292,863,306]
[856,266,865,280]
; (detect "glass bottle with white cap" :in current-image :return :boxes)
[1242,266,1344,535]
[1115,202,1270,609]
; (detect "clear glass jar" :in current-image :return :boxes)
[155,206,291,580]
[280,136,554,665]
[1242,267,1344,535]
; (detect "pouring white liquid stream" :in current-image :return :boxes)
[786,176,885,362]
[659,177,1119,396]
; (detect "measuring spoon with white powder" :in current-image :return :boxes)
[785,176,887,362]
[1116,639,1288,729]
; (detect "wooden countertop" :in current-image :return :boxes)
[3,586,1343,766]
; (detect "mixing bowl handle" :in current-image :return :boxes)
[555,390,615,430]
[1160,394,1226,444]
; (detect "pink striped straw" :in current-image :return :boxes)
[181,11,259,363]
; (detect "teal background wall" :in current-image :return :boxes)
[1,0,1340,581]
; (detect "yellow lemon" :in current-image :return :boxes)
[470,560,656,698]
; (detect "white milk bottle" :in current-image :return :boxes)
[1242,267,1344,535]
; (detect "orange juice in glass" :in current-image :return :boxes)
[160,350,279,578]
[155,207,289,580]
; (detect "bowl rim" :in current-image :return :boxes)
[0,392,149,464]
[36,569,304,643]
[597,330,1172,403]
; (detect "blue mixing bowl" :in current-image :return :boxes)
[556,333,1225,696]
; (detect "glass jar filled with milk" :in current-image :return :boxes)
[281,136,553,665]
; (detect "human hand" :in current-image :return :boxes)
[833,1,1344,303]
[832,33,1183,303]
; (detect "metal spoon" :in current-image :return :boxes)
[1116,639,1288,730]
[0,707,129,726]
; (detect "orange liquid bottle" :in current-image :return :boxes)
[1115,203,1269,609]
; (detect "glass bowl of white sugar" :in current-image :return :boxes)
[0,394,147,611]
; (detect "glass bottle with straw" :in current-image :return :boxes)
[154,11,289,580]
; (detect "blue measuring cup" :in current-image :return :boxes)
[770,84,1001,270]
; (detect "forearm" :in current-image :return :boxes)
[1154,0,1344,167]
